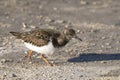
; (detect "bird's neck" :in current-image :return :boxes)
[52,33,69,48]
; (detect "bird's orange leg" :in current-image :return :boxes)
[27,50,33,62]
[21,50,33,62]
[40,54,54,66]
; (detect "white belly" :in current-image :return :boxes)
[24,41,55,55]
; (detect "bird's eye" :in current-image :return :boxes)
[44,35,48,39]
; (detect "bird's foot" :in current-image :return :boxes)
[21,50,33,62]
[40,54,56,66]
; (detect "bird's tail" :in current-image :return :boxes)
[10,32,23,39]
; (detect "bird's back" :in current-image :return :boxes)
[10,29,57,46]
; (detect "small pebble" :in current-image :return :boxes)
[101,45,104,48]
[53,7,57,10]
[116,41,120,44]
[116,48,119,50]
[80,1,89,5]
[29,61,33,64]
[22,23,27,28]
[62,20,67,24]
[92,29,99,33]
[30,25,36,29]
[10,73,17,77]
[0,74,7,80]
[48,26,56,29]
[0,59,6,63]
[56,20,64,24]
[38,5,43,9]
[101,36,106,39]
[77,30,80,33]
[105,43,110,46]
[100,61,107,64]
[49,19,55,23]
[0,59,13,63]
[80,75,84,77]
[80,31,84,34]
[44,17,51,22]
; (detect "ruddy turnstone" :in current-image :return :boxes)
[10,28,82,66]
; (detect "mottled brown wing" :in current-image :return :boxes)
[22,29,55,46]
[10,29,58,46]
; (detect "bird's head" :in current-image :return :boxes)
[63,28,82,41]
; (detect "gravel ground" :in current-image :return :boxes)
[0,0,120,80]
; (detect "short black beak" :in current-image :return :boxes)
[74,35,82,41]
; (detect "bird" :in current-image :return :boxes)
[10,28,82,66]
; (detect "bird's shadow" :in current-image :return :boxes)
[68,53,120,62]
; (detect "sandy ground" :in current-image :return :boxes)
[0,0,120,80]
